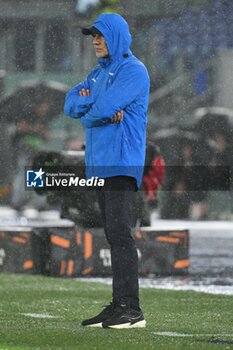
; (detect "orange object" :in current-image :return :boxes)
[84,231,92,260]
[82,266,93,275]
[170,231,189,248]
[76,232,82,245]
[174,259,190,269]
[156,236,180,244]
[51,234,70,248]
[60,260,66,275]
[12,236,27,245]
[67,260,74,276]
[23,260,33,270]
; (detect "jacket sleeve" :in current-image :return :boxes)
[80,64,149,128]
[64,76,95,119]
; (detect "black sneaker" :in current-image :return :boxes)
[102,304,146,329]
[81,303,114,327]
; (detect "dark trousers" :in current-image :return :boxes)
[96,176,140,310]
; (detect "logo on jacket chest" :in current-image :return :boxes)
[91,71,115,88]
[108,72,114,85]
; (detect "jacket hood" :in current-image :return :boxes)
[92,13,132,61]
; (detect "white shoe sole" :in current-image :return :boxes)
[85,322,103,328]
[106,320,146,329]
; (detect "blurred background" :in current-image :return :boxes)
[0,0,233,221]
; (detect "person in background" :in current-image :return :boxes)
[142,143,165,208]
[160,139,204,220]
[212,131,232,166]
[133,143,165,227]
[11,101,50,210]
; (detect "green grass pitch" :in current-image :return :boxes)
[0,273,233,350]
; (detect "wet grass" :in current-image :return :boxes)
[0,273,233,350]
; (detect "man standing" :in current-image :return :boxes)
[64,13,150,329]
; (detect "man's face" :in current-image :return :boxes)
[92,33,109,58]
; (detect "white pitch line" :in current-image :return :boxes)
[153,332,233,337]
[21,313,61,319]
[154,332,193,337]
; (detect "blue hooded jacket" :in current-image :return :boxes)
[64,13,150,188]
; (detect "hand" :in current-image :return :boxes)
[111,110,124,124]
[79,88,90,96]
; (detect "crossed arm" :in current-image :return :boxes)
[65,64,149,127]
[79,88,124,124]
